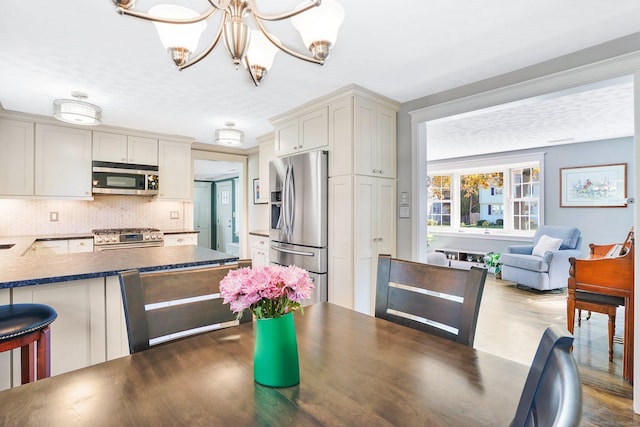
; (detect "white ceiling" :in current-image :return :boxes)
[1,1,640,155]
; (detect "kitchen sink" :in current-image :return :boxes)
[0,244,15,250]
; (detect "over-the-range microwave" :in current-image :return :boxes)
[92,161,159,196]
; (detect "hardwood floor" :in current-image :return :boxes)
[474,275,639,426]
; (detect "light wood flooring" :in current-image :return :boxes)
[474,275,638,426]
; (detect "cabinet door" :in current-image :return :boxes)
[35,124,92,198]
[257,135,274,203]
[298,106,328,151]
[353,176,396,315]
[328,96,353,177]
[328,175,354,309]
[250,235,269,267]
[376,104,397,179]
[274,117,298,156]
[105,275,130,360]
[68,238,94,253]
[0,119,34,196]
[29,240,69,256]
[158,140,192,200]
[12,278,106,380]
[92,131,128,162]
[128,136,158,165]
[353,97,397,178]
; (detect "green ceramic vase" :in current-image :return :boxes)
[253,312,300,387]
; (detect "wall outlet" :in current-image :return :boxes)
[50,212,59,222]
[170,211,179,219]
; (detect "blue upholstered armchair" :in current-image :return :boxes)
[501,226,582,291]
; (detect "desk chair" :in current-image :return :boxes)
[511,325,582,427]
[119,261,252,354]
[375,254,487,347]
[0,303,57,384]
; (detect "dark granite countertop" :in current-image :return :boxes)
[0,245,238,289]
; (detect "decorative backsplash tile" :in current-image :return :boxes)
[0,196,193,236]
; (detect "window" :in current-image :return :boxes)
[427,155,543,235]
[427,175,451,226]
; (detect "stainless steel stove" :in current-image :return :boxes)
[92,228,164,251]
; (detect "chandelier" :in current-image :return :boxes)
[112,0,345,85]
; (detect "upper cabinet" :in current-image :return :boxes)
[257,132,275,204]
[0,119,34,196]
[273,106,328,157]
[93,131,158,165]
[353,97,397,179]
[157,139,192,200]
[35,124,92,198]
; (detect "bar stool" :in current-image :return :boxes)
[0,303,57,384]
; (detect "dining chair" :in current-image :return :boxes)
[118,260,252,353]
[374,254,487,347]
[510,325,582,427]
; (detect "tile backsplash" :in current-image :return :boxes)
[0,196,193,236]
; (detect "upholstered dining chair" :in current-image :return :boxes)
[118,260,252,354]
[374,254,487,347]
[510,325,582,427]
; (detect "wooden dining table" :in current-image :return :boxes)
[0,303,529,426]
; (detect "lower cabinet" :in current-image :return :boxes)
[11,278,106,385]
[0,289,10,390]
[164,233,198,246]
[250,234,269,267]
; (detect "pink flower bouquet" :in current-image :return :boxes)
[220,265,315,319]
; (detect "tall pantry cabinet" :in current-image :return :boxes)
[270,85,399,315]
[326,86,399,315]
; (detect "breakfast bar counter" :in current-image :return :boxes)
[0,245,238,289]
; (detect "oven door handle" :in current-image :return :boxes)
[270,246,314,257]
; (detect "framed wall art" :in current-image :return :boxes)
[560,163,627,208]
[253,178,267,204]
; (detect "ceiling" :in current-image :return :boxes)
[1,1,640,155]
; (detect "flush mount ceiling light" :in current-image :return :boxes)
[111,0,345,85]
[215,122,245,146]
[53,92,102,126]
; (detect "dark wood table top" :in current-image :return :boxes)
[0,303,528,426]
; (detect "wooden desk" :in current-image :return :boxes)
[0,303,528,426]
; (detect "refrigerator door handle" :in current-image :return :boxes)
[271,245,315,257]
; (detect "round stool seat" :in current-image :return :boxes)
[0,303,58,342]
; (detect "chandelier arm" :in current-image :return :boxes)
[206,0,231,10]
[252,17,323,65]
[244,56,260,87]
[248,0,321,22]
[116,5,217,25]
[178,11,227,71]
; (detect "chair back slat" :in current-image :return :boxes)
[375,254,487,347]
[119,261,252,354]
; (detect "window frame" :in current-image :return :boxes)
[427,152,544,237]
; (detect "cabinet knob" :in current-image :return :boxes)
[379,170,384,174]
[372,169,378,173]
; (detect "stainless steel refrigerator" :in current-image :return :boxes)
[269,150,328,305]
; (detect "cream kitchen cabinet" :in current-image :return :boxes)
[250,234,269,267]
[328,88,399,178]
[328,175,396,315]
[0,289,10,390]
[35,124,92,198]
[273,106,328,157]
[69,238,94,253]
[164,233,197,246]
[353,97,397,179]
[257,132,275,204]
[0,118,34,196]
[27,240,69,256]
[158,139,192,200]
[93,131,158,165]
[11,278,106,383]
